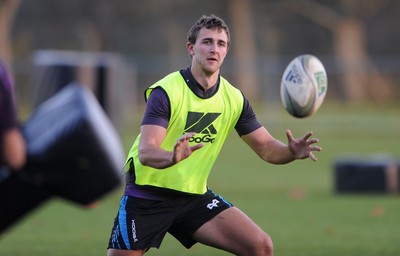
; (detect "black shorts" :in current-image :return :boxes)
[107,189,233,250]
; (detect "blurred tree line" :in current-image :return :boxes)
[1,0,400,107]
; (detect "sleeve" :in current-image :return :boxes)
[140,87,170,129]
[0,63,17,132]
[234,95,263,137]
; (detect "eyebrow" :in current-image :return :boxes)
[202,37,227,44]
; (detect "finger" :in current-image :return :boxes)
[307,138,319,145]
[302,131,313,141]
[177,133,194,143]
[286,129,294,141]
[309,152,317,161]
[183,132,195,140]
[175,138,189,150]
[310,145,322,152]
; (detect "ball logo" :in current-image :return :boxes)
[315,71,327,96]
[285,65,303,84]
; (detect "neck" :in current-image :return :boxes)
[190,65,219,91]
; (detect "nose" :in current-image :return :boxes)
[210,43,218,53]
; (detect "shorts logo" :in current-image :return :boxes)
[207,199,220,210]
[184,111,221,144]
[111,224,120,245]
[131,220,138,243]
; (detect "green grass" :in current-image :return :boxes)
[1,102,399,255]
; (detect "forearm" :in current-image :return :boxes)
[261,139,295,165]
[138,145,174,169]
[137,125,176,169]
[243,127,320,164]
[242,127,295,165]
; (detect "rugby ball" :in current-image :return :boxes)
[280,54,327,118]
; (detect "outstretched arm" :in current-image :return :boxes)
[241,126,321,164]
[138,124,204,169]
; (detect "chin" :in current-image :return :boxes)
[204,65,220,75]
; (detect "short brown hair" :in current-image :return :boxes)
[187,14,230,47]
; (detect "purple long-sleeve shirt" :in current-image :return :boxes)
[0,61,17,134]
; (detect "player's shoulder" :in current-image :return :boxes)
[219,75,244,100]
[219,75,241,91]
[160,71,184,85]
[146,71,185,100]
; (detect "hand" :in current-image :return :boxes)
[172,133,204,164]
[286,129,321,161]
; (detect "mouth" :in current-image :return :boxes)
[207,57,218,62]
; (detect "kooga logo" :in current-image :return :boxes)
[184,111,221,143]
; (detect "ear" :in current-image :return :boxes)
[186,42,194,56]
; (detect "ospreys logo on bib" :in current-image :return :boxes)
[184,111,221,144]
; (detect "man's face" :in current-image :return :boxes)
[187,27,229,75]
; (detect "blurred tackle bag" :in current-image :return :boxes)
[0,83,124,233]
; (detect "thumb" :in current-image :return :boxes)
[286,129,294,142]
[190,143,204,152]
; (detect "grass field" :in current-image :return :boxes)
[0,102,399,256]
